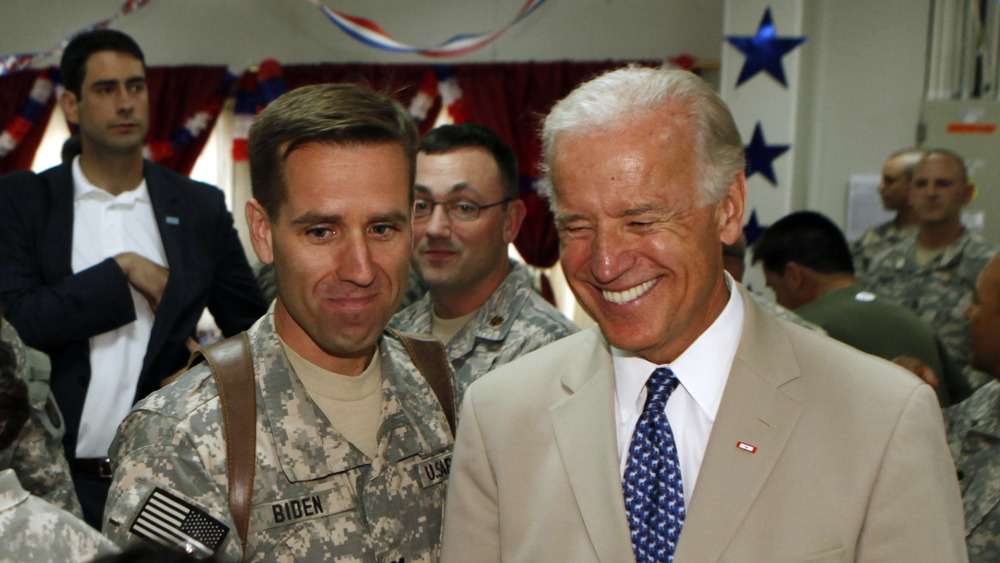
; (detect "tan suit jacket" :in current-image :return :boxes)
[441,285,967,562]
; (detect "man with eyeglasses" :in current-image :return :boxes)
[391,123,577,404]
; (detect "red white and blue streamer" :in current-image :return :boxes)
[232,60,287,162]
[407,66,470,127]
[0,0,154,76]
[0,69,56,158]
[144,67,239,162]
[305,0,548,57]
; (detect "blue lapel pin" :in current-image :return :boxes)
[166,216,180,226]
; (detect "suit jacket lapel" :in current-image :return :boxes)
[674,286,803,561]
[549,328,635,563]
[40,164,75,282]
[142,163,184,376]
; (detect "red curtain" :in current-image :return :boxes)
[144,65,230,176]
[0,69,57,175]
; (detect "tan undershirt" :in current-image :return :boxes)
[915,245,946,266]
[431,309,477,345]
[278,337,383,459]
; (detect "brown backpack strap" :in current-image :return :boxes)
[388,328,455,436]
[189,333,255,552]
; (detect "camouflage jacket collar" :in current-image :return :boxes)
[892,229,978,272]
[395,261,534,358]
[249,313,447,483]
[0,469,29,512]
[964,381,1000,441]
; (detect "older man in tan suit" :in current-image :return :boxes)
[440,67,966,562]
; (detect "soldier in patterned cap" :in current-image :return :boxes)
[0,324,119,562]
[947,252,1000,561]
[0,315,82,517]
[851,148,924,276]
[391,124,577,403]
[864,149,1000,396]
[103,83,453,561]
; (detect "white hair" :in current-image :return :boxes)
[539,65,745,206]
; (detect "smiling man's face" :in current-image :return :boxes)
[552,106,744,364]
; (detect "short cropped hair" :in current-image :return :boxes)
[918,148,969,184]
[248,83,418,219]
[886,147,926,180]
[752,211,854,276]
[419,124,519,201]
[61,29,145,99]
[0,337,28,452]
[541,65,745,206]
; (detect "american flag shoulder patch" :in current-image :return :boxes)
[130,487,229,556]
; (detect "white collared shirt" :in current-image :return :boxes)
[70,156,168,458]
[613,274,744,502]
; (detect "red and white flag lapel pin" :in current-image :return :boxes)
[736,441,757,453]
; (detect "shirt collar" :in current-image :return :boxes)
[613,272,745,421]
[0,469,29,512]
[72,155,149,205]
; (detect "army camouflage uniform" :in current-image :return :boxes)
[0,468,118,563]
[0,321,82,517]
[390,262,578,404]
[946,379,1000,561]
[850,219,914,276]
[104,311,453,562]
[863,230,1000,391]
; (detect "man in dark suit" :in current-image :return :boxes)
[440,66,966,562]
[0,29,266,527]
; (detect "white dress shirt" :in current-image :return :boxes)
[71,156,167,458]
[613,274,744,502]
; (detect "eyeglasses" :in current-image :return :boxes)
[413,197,513,221]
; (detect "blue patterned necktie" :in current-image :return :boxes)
[623,367,685,562]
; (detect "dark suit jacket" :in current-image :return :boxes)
[0,161,267,459]
[441,284,967,562]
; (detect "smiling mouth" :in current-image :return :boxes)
[602,280,656,305]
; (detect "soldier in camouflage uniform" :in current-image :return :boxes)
[393,260,577,403]
[391,124,577,402]
[851,148,923,276]
[864,149,1000,394]
[946,253,1000,561]
[0,317,82,517]
[104,312,451,561]
[0,333,118,562]
[104,84,452,561]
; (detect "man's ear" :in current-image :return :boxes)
[60,90,80,126]
[784,261,805,290]
[503,198,527,244]
[246,198,274,264]
[718,172,747,245]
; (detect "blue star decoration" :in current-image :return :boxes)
[743,210,767,246]
[744,122,789,186]
[726,7,807,88]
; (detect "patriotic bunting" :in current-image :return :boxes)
[144,68,239,163]
[0,69,56,158]
[0,0,154,76]
[305,0,548,57]
[232,60,287,162]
